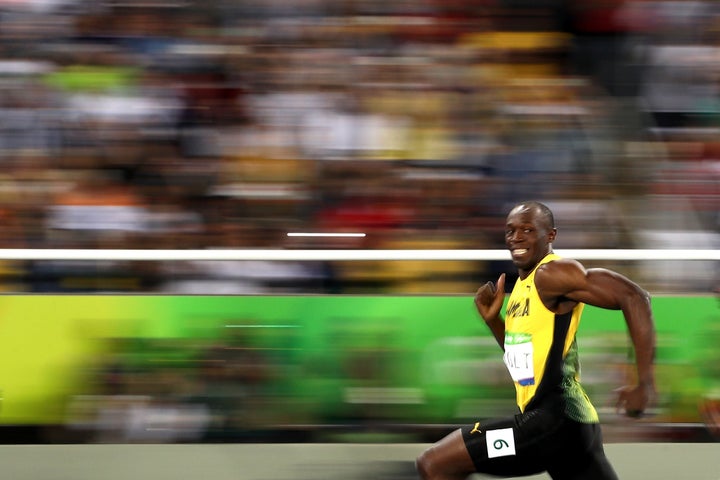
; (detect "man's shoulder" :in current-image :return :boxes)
[535,257,587,291]
[537,256,584,274]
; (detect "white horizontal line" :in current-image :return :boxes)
[287,232,366,238]
[225,325,298,328]
[0,249,715,261]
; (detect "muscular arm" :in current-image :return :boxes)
[484,311,506,351]
[536,260,656,412]
[475,273,506,350]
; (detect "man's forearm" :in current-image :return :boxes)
[624,291,656,386]
[485,316,505,351]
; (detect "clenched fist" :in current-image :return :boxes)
[475,273,506,323]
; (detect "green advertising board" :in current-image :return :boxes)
[0,295,716,432]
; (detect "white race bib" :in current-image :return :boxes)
[486,427,517,458]
[503,332,535,386]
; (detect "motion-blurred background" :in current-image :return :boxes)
[0,0,716,448]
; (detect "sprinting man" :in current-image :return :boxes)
[416,201,656,479]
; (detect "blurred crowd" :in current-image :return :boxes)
[0,0,716,294]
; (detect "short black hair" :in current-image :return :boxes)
[512,201,555,229]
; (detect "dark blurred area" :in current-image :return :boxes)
[0,0,716,448]
[0,0,713,294]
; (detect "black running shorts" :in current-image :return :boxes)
[461,408,618,480]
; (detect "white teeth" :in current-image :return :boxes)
[513,249,528,255]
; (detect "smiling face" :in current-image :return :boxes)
[505,203,557,278]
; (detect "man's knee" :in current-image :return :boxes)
[415,445,451,480]
[416,428,476,479]
[417,445,467,480]
[415,446,437,479]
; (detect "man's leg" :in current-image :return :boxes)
[416,429,476,480]
[416,411,556,480]
[547,422,619,480]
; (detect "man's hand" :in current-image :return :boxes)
[615,383,654,418]
[474,273,506,323]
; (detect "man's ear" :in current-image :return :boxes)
[548,227,557,243]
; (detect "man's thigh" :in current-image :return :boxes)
[547,422,618,480]
[461,409,575,477]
